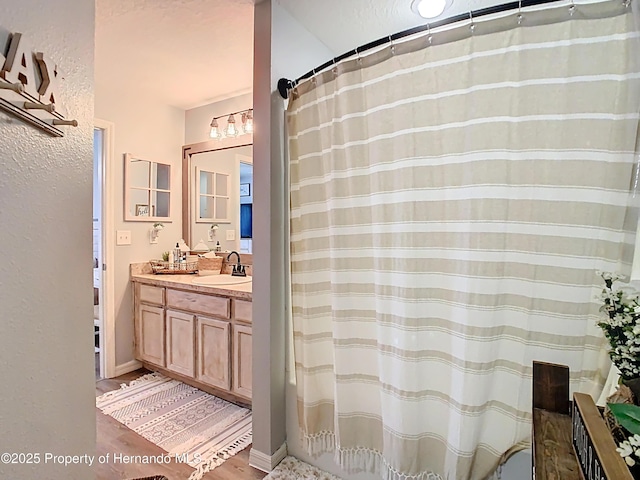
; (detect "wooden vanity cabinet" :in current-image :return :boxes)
[133,280,252,404]
[135,284,166,367]
[165,309,195,377]
[233,323,252,398]
[196,316,230,390]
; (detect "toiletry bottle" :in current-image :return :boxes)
[174,243,181,265]
[168,250,174,269]
[216,241,221,252]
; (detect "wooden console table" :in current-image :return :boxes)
[532,361,633,480]
[532,361,581,479]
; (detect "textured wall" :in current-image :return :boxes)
[0,1,96,479]
[94,88,185,367]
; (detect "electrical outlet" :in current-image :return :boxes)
[116,230,131,245]
[226,229,235,241]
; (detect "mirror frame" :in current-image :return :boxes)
[182,140,253,248]
[123,153,173,222]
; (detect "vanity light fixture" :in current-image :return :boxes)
[208,108,254,140]
[411,0,452,19]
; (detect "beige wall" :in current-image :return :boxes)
[0,2,96,479]
[95,88,185,367]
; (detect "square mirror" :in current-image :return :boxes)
[124,153,172,222]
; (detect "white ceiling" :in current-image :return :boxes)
[276,0,499,56]
[95,0,255,110]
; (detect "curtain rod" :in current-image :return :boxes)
[277,0,566,99]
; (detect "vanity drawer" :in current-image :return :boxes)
[139,284,164,306]
[233,299,252,324]
[166,289,230,318]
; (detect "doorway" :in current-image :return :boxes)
[94,119,116,379]
[93,128,103,378]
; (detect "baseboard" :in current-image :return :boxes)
[114,359,143,377]
[249,442,287,473]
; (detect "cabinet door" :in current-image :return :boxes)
[136,304,165,366]
[196,316,230,390]
[166,309,195,377]
[232,324,252,399]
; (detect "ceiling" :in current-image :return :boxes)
[95,0,499,111]
[95,0,255,110]
[275,0,499,56]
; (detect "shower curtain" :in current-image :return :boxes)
[288,3,640,480]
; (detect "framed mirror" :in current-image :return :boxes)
[182,141,252,252]
[124,153,172,222]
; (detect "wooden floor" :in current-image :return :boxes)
[96,369,266,480]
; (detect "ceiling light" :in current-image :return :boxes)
[412,0,451,19]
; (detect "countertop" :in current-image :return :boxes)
[131,273,252,301]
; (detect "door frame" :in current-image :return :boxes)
[95,118,116,378]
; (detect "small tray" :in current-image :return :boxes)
[150,260,198,275]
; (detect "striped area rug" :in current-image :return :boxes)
[96,372,252,480]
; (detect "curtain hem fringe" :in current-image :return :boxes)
[303,431,444,480]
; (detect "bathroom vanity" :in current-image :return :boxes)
[131,265,252,406]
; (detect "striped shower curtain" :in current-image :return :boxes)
[288,3,640,480]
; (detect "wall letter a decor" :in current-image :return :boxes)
[36,52,66,116]
[1,33,38,98]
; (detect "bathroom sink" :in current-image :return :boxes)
[191,275,252,286]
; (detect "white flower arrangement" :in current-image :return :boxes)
[617,433,640,467]
[597,271,640,380]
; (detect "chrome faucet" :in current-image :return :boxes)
[226,251,246,277]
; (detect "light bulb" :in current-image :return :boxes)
[209,118,222,139]
[242,110,254,134]
[224,114,238,137]
[413,0,449,19]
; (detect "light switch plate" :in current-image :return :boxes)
[116,230,132,245]
[226,229,235,241]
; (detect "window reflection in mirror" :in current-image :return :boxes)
[197,169,229,222]
[124,154,172,221]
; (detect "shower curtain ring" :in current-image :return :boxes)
[389,35,396,55]
[332,59,338,77]
[624,0,631,8]
[469,10,476,33]
[355,47,362,65]
[311,69,317,86]
[568,0,576,16]
[517,0,523,24]
[427,24,433,45]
